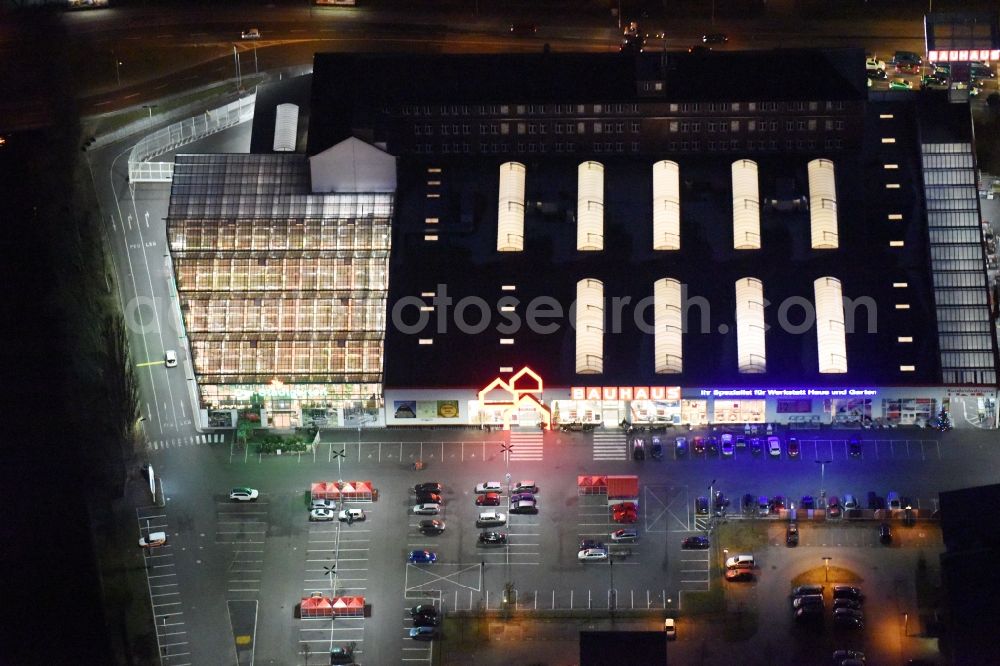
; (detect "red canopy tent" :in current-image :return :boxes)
[331,596,365,617]
[300,593,333,618]
[310,482,340,501]
[577,475,608,495]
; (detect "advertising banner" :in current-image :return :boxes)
[393,401,416,418]
[416,401,438,419]
[437,400,459,418]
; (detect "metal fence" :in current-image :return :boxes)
[127,93,256,183]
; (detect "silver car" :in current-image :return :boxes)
[309,508,336,521]
[310,499,336,510]
[412,503,441,515]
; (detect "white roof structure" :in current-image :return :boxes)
[577,161,604,251]
[814,276,847,373]
[273,103,299,152]
[735,277,766,373]
[497,161,526,252]
[732,160,761,250]
[309,137,397,193]
[808,159,839,249]
[654,277,683,373]
[575,278,604,374]
[652,160,680,250]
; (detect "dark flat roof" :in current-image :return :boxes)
[309,49,866,155]
[384,102,941,390]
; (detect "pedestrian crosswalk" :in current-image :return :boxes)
[508,429,544,461]
[593,430,628,460]
[148,432,227,450]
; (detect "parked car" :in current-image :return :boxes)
[893,50,923,66]
[867,491,879,510]
[230,487,259,501]
[769,495,786,512]
[879,522,892,544]
[478,531,507,546]
[843,494,858,510]
[972,62,996,79]
[827,496,842,519]
[416,492,442,504]
[411,604,437,617]
[735,434,747,449]
[767,436,781,457]
[834,598,863,611]
[742,493,755,514]
[510,500,538,514]
[632,438,646,460]
[865,57,886,72]
[692,436,706,454]
[787,437,800,458]
[412,503,441,515]
[310,499,336,510]
[241,28,261,40]
[682,535,710,549]
[329,645,355,664]
[792,594,825,609]
[713,491,729,515]
[408,550,437,564]
[420,519,446,535]
[695,496,709,515]
[800,495,816,510]
[792,584,824,597]
[613,509,638,524]
[707,436,719,455]
[720,434,735,457]
[890,76,913,89]
[651,437,663,460]
[578,547,609,562]
[139,531,167,548]
[795,606,824,622]
[409,626,436,640]
[833,585,865,601]
[868,68,889,82]
[887,491,902,510]
[725,554,754,569]
[675,437,688,456]
[476,492,501,506]
[611,529,638,543]
[476,511,506,527]
[413,612,440,627]
[164,349,178,367]
[725,569,755,582]
[415,482,443,494]
[475,481,502,494]
[749,437,762,455]
[338,508,366,522]
[786,522,799,546]
[833,608,865,629]
[310,508,336,521]
[663,617,676,639]
[512,481,538,493]
[757,496,770,517]
[702,32,728,44]
[510,493,536,503]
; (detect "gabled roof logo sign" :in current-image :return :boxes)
[477,366,550,430]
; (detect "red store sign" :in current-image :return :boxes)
[570,386,682,401]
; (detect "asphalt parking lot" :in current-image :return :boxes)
[142,425,986,664]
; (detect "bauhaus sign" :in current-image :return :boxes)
[570,386,682,401]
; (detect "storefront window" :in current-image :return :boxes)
[713,399,765,423]
[681,400,708,425]
[882,398,934,425]
[630,400,681,424]
[825,398,873,424]
[551,400,607,424]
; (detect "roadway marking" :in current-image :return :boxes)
[137,359,166,367]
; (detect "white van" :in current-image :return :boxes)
[164,350,178,368]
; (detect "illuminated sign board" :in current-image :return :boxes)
[700,388,877,398]
[570,386,682,401]
[928,49,1000,62]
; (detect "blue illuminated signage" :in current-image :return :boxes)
[700,388,878,398]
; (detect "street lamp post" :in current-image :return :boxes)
[822,556,832,582]
[113,51,122,87]
[709,478,717,523]
[815,459,832,508]
[609,559,615,614]
[232,45,242,89]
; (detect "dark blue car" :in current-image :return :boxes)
[408,550,437,564]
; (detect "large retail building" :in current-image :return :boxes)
[166,49,999,430]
